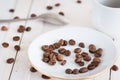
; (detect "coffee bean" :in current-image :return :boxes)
[1,26,8,31]
[9,9,14,13]
[74,48,81,53]
[58,48,66,54]
[17,25,25,33]
[65,68,72,74]
[14,45,20,51]
[79,42,85,48]
[78,61,84,66]
[53,43,61,49]
[30,67,37,72]
[6,58,15,64]
[87,64,96,70]
[111,65,119,71]
[79,67,88,73]
[59,12,64,16]
[2,42,9,48]
[89,44,96,53]
[57,54,63,61]
[52,51,58,56]
[69,39,76,45]
[64,50,71,56]
[43,52,50,58]
[41,45,50,52]
[55,3,60,7]
[94,52,102,57]
[41,74,51,79]
[83,55,91,61]
[77,0,82,3]
[31,13,37,17]
[48,59,56,65]
[93,57,101,63]
[13,36,20,41]
[46,6,53,10]
[96,48,103,54]
[75,58,82,63]
[63,40,67,46]
[91,61,99,67]
[58,39,65,46]
[81,52,88,57]
[49,53,56,59]
[49,45,55,50]
[42,57,49,63]
[73,69,79,74]
[75,53,82,58]
[26,27,31,31]
[14,16,19,19]
[61,60,66,65]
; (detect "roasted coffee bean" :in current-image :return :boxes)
[94,52,102,57]
[43,52,50,58]
[61,60,66,65]
[91,61,99,67]
[58,39,65,46]
[83,55,91,61]
[63,40,67,46]
[53,43,61,49]
[58,48,66,54]
[69,39,76,45]
[49,53,56,59]
[42,58,49,63]
[79,67,88,73]
[41,45,50,52]
[14,16,19,19]
[81,52,88,57]
[6,58,15,64]
[93,57,101,63]
[26,27,31,31]
[52,51,58,56]
[78,61,84,66]
[75,58,82,63]
[79,42,85,48]
[48,59,56,65]
[111,65,119,71]
[75,53,82,58]
[30,67,37,72]
[55,3,60,7]
[41,74,51,79]
[17,25,25,33]
[74,48,81,53]
[30,13,37,17]
[65,68,72,74]
[59,12,64,16]
[87,64,96,70]
[64,50,71,56]
[72,69,79,74]
[2,42,9,48]
[13,36,20,41]
[89,44,96,53]
[96,48,103,54]
[1,26,8,31]
[57,54,63,61]
[14,45,20,51]
[46,6,53,10]
[9,9,14,13]
[77,0,82,3]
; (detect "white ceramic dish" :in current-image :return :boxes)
[28,26,117,80]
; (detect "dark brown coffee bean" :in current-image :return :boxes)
[75,58,82,63]
[96,48,103,54]
[59,12,64,16]
[41,45,50,52]
[81,52,88,57]
[63,40,67,46]
[6,58,15,64]
[83,55,91,61]
[73,69,79,74]
[49,45,55,50]
[75,53,82,58]
[74,48,81,53]
[9,9,14,13]
[1,26,8,31]
[42,58,49,63]
[77,0,82,3]
[111,65,119,71]
[87,64,96,70]
[55,3,60,7]
[43,52,50,58]
[94,52,102,57]
[26,27,31,31]
[61,60,66,65]
[48,59,56,65]
[93,57,101,63]
[78,61,84,66]
[52,51,58,56]
[49,53,56,59]
[69,39,76,45]
[41,74,51,79]
[89,44,96,53]
[31,13,37,17]
[14,45,20,51]
[65,68,72,74]
[14,16,19,19]
[64,50,71,56]
[30,67,37,72]
[58,48,66,54]
[79,42,85,48]
[13,36,20,41]
[91,61,99,67]
[79,67,88,73]
[53,43,61,49]
[57,54,63,61]
[17,25,25,33]
[2,42,9,48]
[46,6,53,10]
[58,39,65,46]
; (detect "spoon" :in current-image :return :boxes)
[0,13,69,26]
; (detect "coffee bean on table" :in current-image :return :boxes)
[77,0,82,3]
[6,58,15,64]
[83,55,91,61]
[17,25,25,33]
[2,42,9,48]
[89,44,96,53]
[73,69,79,74]
[61,60,67,65]
[9,9,15,13]
[41,74,51,79]
[46,6,53,10]
[26,27,31,31]
[59,12,64,16]
[78,61,84,66]
[111,65,119,71]
[93,57,101,63]
[75,53,82,58]
[69,39,76,45]
[55,3,60,7]
[30,67,37,72]
[87,64,96,70]
[14,45,20,51]
[74,48,81,53]
[1,26,8,31]
[64,50,71,56]
[13,36,20,41]
[57,54,63,61]
[31,13,37,17]
[79,42,85,48]
[14,16,19,19]
[65,68,73,74]
[81,52,88,57]
[79,67,88,73]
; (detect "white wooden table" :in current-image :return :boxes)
[0,0,120,80]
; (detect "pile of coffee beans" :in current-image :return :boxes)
[41,39,103,75]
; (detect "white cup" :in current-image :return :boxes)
[92,0,120,37]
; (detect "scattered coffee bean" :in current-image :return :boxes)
[81,52,88,57]
[78,61,84,66]
[14,45,20,51]
[2,42,9,48]
[69,39,76,45]
[83,55,91,61]
[58,39,67,46]
[91,61,99,67]
[31,13,37,17]
[14,16,19,19]
[46,6,53,10]
[74,48,81,53]
[1,26,8,31]
[41,45,50,52]
[64,50,71,56]
[65,68,73,74]
[41,74,51,79]
[94,52,102,57]
[42,57,49,63]
[75,53,82,58]
[77,0,82,3]
[79,67,88,73]
[79,42,85,48]
[9,9,15,13]
[75,58,82,63]
[6,58,15,64]
[49,45,55,51]
[17,25,25,33]
[87,64,96,70]
[58,48,66,54]
[26,27,31,31]
[89,44,96,53]
[61,60,67,65]
[48,59,56,65]
[53,43,61,49]
[30,67,37,72]
[72,69,79,74]
[13,36,20,41]
[55,3,60,7]
[43,52,50,58]
[63,40,67,46]
[59,12,64,16]
[111,65,119,71]
[93,57,101,63]
[57,54,63,61]
[49,53,56,59]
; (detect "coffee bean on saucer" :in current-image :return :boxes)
[58,48,66,54]
[94,52,102,57]
[2,42,9,48]
[79,67,88,73]
[30,67,37,72]
[53,43,61,49]
[83,55,91,61]
[13,36,20,41]
[41,45,50,52]
[57,54,63,61]
[1,26,8,31]
[75,58,82,63]
[111,65,119,71]
[69,39,76,45]
[26,27,31,31]
[79,42,85,48]
[61,60,67,65]
[89,44,96,53]
[91,61,99,67]
[74,48,81,53]
[49,53,56,60]
[9,9,15,13]
[93,57,101,63]
[14,45,20,51]
[64,50,71,56]
[59,12,64,16]
[58,39,65,46]
[6,58,15,64]
[41,74,51,79]
[46,6,53,10]
[43,52,50,58]
[55,3,60,7]
[81,52,88,57]
[48,59,56,65]
[65,68,73,74]
[30,13,37,17]
[42,57,49,63]
[95,48,103,55]
[49,45,55,50]
[87,64,96,70]
[78,61,84,66]
[73,69,79,74]
[75,53,82,58]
